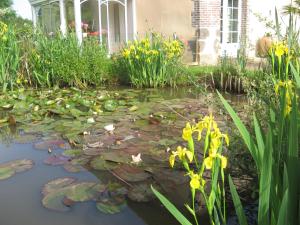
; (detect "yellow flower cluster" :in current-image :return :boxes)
[170,114,229,190]
[121,37,183,63]
[0,22,8,41]
[163,40,183,59]
[271,41,289,57]
[275,80,295,116]
[122,38,160,62]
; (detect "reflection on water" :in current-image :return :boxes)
[0,88,246,225]
[0,143,180,225]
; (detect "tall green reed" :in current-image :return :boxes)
[119,34,184,88]
[29,31,112,88]
[152,116,229,225]
[218,12,300,222]
[0,22,20,92]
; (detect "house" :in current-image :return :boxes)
[28,0,292,65]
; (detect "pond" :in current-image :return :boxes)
[0,87,246,225]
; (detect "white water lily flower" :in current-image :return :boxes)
[104,124,115,132]
[131,153,142,164]
[87,118,95,124]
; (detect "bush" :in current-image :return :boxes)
[118,34,186,88]
[28,33,113,88]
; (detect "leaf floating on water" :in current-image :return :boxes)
[65,182,98,202]
[42,178,103,211]
[0,167,15,180]
[128,184,154,202]
[63,164,85,173]
[44,155,70,166]
[101,152,130,164]
[42,188,70,212]
[0,159,34,180]
[62,149,83,157]
[96,196,126,214]
[90,157,119,171]
[104,100,118,112]
[112,165,151,183]
[42,177,77,195]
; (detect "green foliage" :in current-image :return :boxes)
[153,116,229,225]
[218,62,300,225]
[283,0,300,16]
[151,186,193,225]
[0,22,20,91]
[118,34,186,88]
[0,0,12,8]
[28,32,113,88]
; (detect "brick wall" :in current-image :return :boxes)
[241,0,249,44]
[191,0,221,64]
[191,0,250,64]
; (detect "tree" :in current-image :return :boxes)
[0,0,12,9]
[283,0,300,16]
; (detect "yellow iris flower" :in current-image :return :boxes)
[204,154,227,170]
[189,171,206,190]
[182,122,194,141]
[274,80,295,117]
[169,146,194,168]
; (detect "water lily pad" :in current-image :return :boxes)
[62,149,83,157]
[66,182,97,202]
[112,165,151,182]
[96,196,126,214]
[42,177,77,195]
[100,152,130,164]
[0,167,15,180]
[42,189,70,212]
[104,100,118,112]
[63,164,85,173]
[0,159,34,181]
[127,184,154,202]
[42,178,106,212]
[90,157,119,171]
[44,155,70,166]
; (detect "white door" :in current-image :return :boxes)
[220,0,242,57]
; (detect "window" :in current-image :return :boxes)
[220,0,240,44]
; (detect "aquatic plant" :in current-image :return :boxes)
[218,30,300,224]
[152,114,229,225]
[119,34,185,88]
[0,159,34,180]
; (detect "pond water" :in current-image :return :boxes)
[0,87,246,225]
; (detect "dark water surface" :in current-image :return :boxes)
[0,88,246,225]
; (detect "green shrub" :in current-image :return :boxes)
[118,34,186,88]
[28,32,112,88]
[0,21,20,92]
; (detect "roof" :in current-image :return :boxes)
[29,0,59,6]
